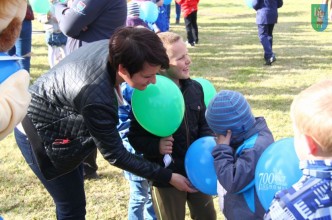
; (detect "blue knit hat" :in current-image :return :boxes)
[205,90,255,135]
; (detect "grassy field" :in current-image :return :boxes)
[0,0,331,219]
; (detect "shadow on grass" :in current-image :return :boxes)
[0,203,20,213]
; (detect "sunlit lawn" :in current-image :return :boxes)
[0,0,331,219]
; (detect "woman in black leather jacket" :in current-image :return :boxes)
[14,27,196,219]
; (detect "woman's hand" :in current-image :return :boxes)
[169,173,198,193]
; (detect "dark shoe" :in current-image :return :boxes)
[194,39,199,44]
[265,54,276,65]
[175,19,180,24]
[84,171,100,180]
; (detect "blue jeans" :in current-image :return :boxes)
[8,20,32,73]
[14,128,86,220]
[258,24,275,60]
[128,180,156,220]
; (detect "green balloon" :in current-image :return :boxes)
[132,75,185,137]
[30,0,50,14]
[193,78,217,107]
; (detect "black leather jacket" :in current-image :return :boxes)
[128,78,214,187]
[26,40,172,181]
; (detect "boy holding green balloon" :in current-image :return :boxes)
[128,31,217,220]
[264,79,332,219]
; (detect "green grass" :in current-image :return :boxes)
[0,0,331,219]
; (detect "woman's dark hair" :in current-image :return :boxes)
[109,27,169,76]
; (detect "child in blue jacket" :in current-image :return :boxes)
[206,90,274,219]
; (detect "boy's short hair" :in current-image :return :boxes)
[206,90,255,136]
[157,32,182,46]
[290,79,332,153]
[157,32,182,57]
[108,27,169,75]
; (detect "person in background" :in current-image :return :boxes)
[128,31,216,220]
[176,0,199,47]
[264,79,332,220]
[206,90,274,219]
[252,0,283,65]
[55,0,127,179]
[175,2,181,24]
[38,0,67,68]
[154,1,170,33]
[14,27,196,220]
[118,83,156,220]
[126,1,149,28]
[164,2,181,24]
[8,1,34,72]
[55,0,126,54]
[0,0,31,141]
[140,0,169,33]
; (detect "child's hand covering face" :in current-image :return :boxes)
[215,130,232,145]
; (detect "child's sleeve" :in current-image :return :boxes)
[127,115,162,157]
[54,0,109,38]
[0,70,31,140]
[212,143,258,193]
[252,0,260,10]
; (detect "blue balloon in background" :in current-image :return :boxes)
[139,1,159,23]
[0,53,21,84]
[245,0,253,8]
[163,0,172,5]
[185,136,217,195]
[255,138,302,211]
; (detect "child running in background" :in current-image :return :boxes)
[264,79,332,219]
[118,83,156,220]
[38,0,67,68]
[205,90,274,219]
[128,31,216,220]
[176,0,199,46]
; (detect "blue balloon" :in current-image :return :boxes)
[245,0,253,8]
[0,53,21,84]
[163,0,172,5]
[185,136,217,195]
[255,138,302,211]
[139,1,159,23]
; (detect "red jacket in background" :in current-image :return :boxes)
[176,0,199,18]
